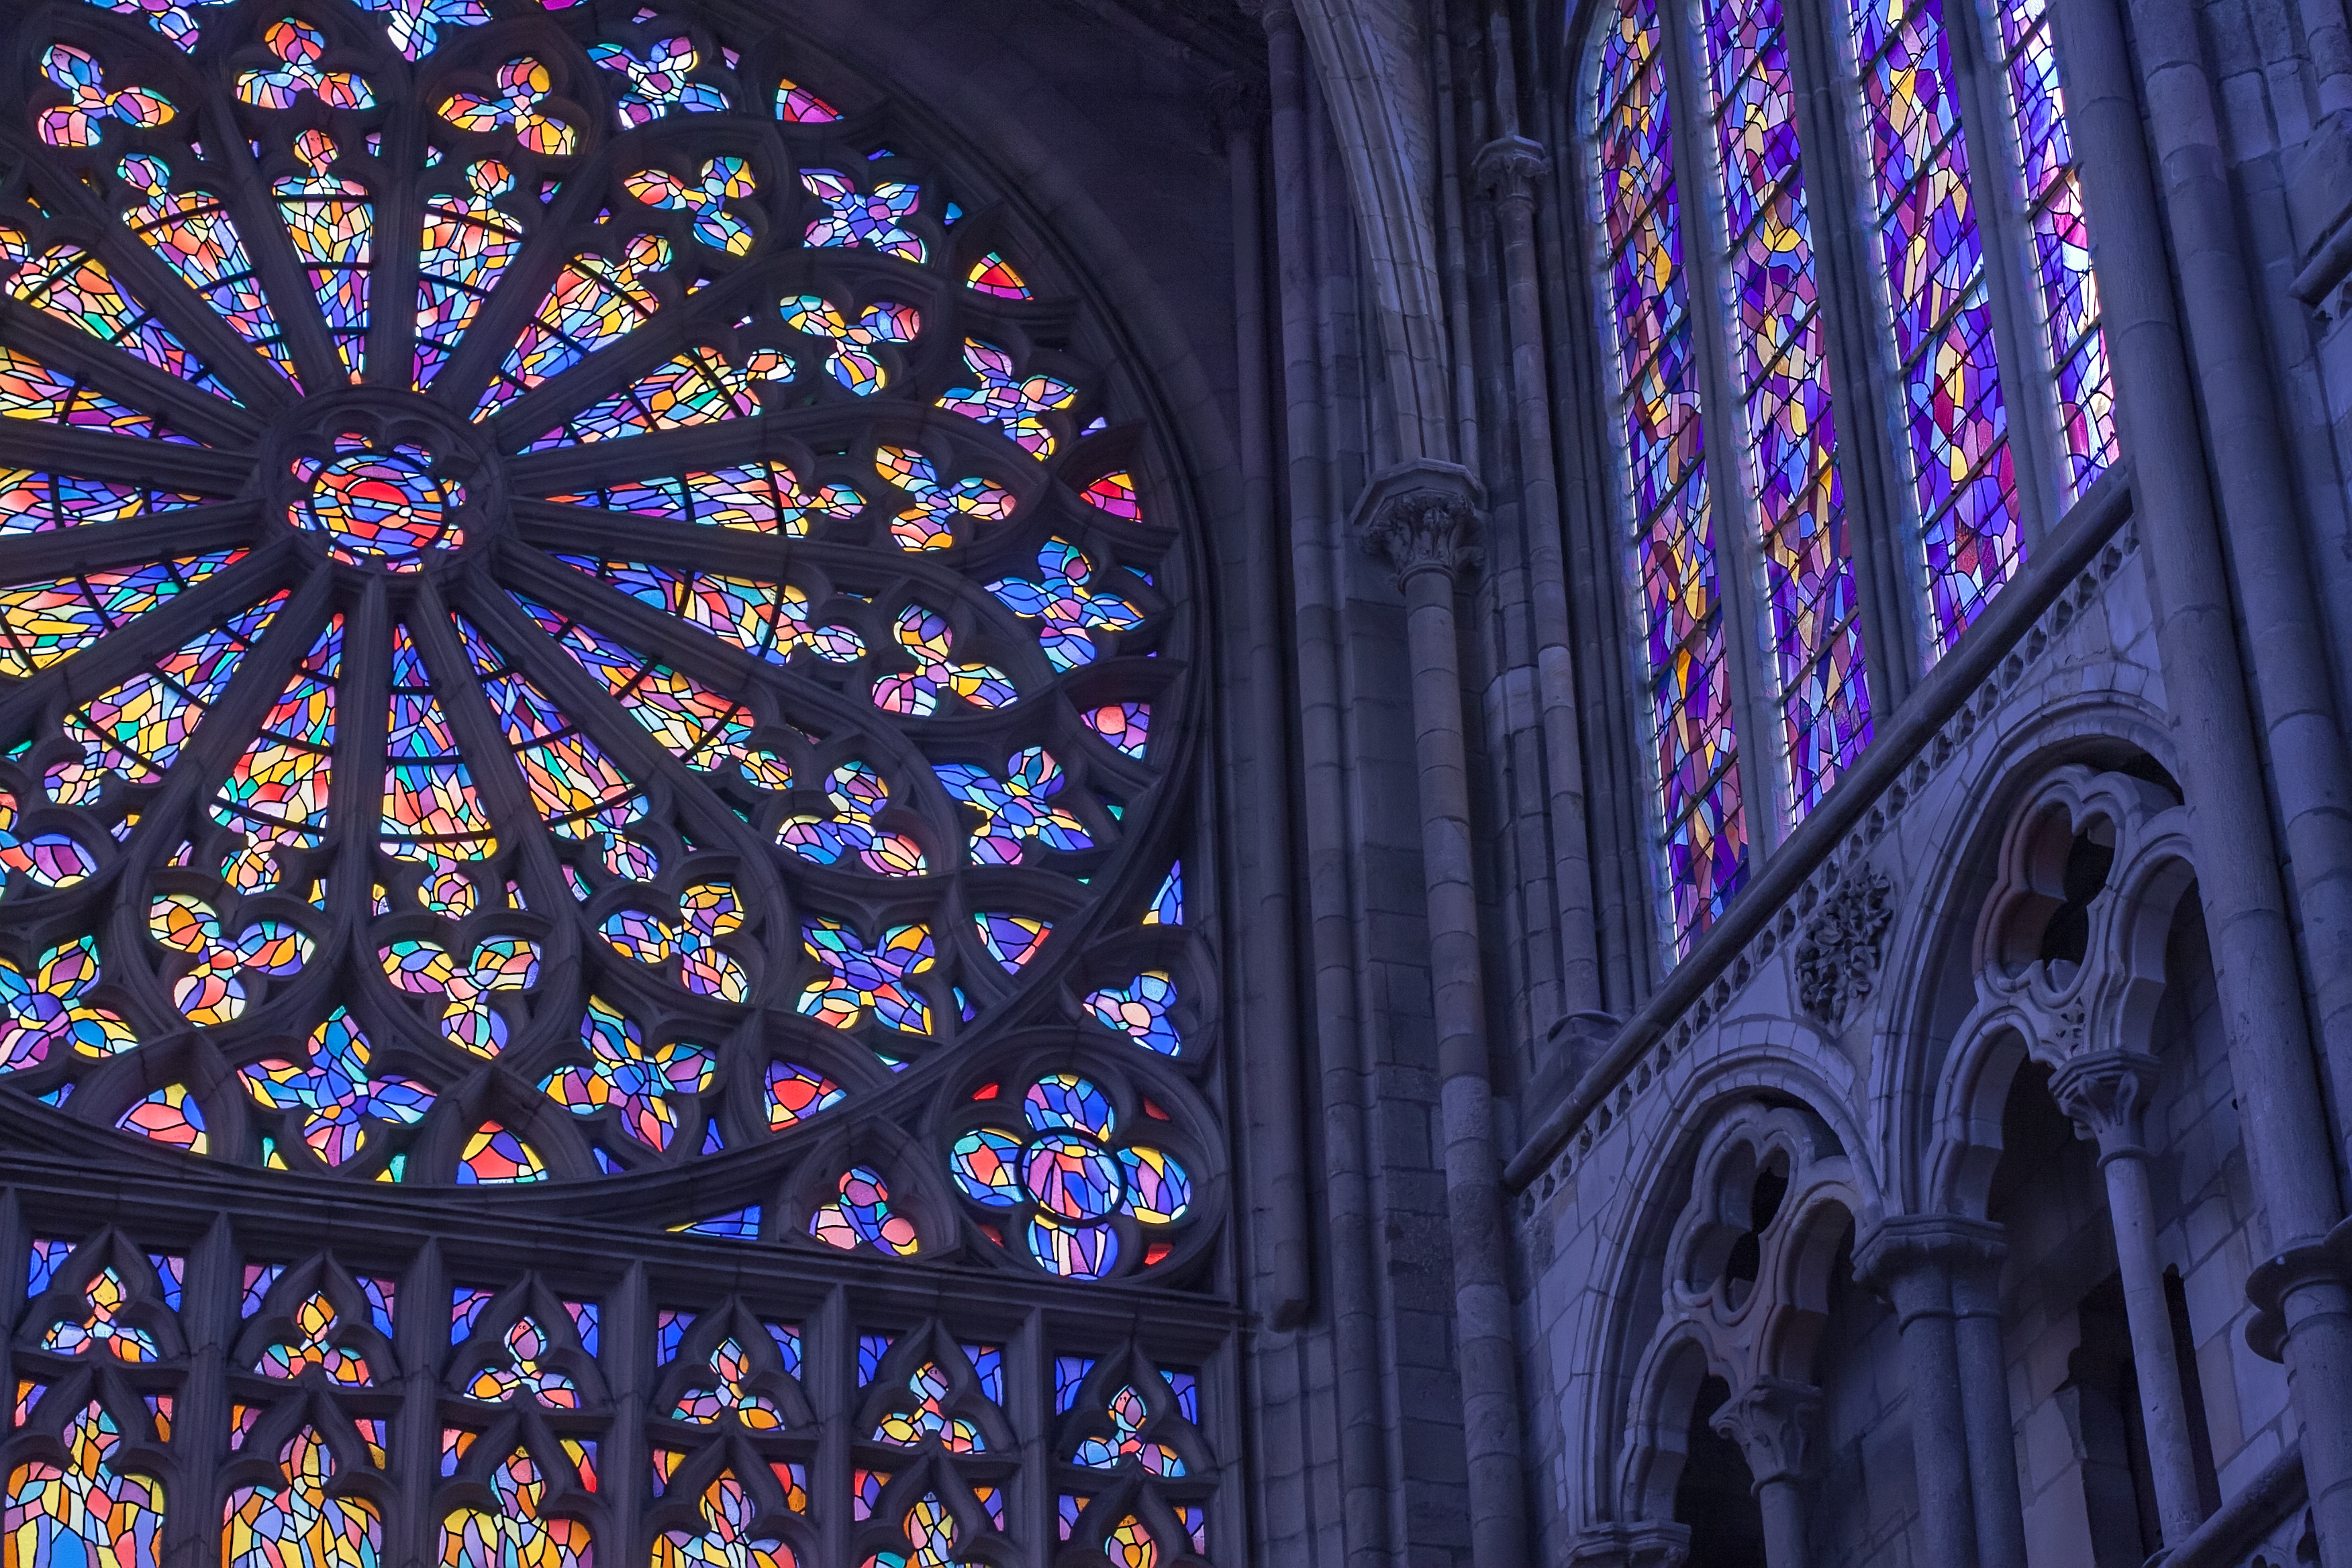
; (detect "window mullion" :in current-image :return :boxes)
[1771,0,1922,712]
[1658,0,1793,865]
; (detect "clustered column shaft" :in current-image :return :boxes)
[1361,471,1529,1568]
[1856,1216,2022,1566]
[1263,7,1399,1562]
[1475,49,1604,1016]
[2053,0,2352,1554]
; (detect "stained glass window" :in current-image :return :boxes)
[1591,0,2113,958]
[0,1,1220,1559]
[1594,0,1749,954]
[1994,0,2118,498]
[1845,0,2113,657]
[1852,0,2020,655]
[1704,0,1873,816]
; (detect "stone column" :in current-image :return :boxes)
[1949,1224,2031,1568]
[1355,458,1528,1568]
[1712,1376,1821,1568]
[1474,128,1603,1016]
[2051,0,2352,1551]
[1855,1217,1986,1565]
[1263,7,1398,1561]
[2051,1050,2207,1542]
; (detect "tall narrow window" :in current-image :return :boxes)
[1702,0,1873,816]
[1591,0,2116,960]
[1596,0,1750,954]
[1998,0,2119,499]
[1853,0,2020,655]
[1845,0,2116,658]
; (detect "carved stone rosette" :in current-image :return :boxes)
[1794,865,1893,1026]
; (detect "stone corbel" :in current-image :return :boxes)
[1206,72,1269,151]
[1349,456,1484,588]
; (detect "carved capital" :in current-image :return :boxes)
[1349,457,1485,587]
[1207,72,1270,150]
[1474,133,1552,205]
[2049,1049,2163,1159]
[1259,0,1298,36]
[1711,1376,1821,1486]
[1794,865,1892,1026]
[1854,1214,2006,1323]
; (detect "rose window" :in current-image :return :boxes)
[0,0,1218,1292]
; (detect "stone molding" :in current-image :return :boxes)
[2245,1214,2352,1363]
[1567,1522,1694,1567]
[1474,132,1552,207]
[1349,456,1485,587]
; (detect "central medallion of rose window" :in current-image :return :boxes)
[292,438,464,567]
[267,395,497,571]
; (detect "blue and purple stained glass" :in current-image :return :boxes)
[1704,0,1872,816]
[1997,0,2117,500]
[1852,0,2023,659]
[1596,0,1749,955]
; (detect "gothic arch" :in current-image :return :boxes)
[1862,683,2179,1214]
[1922,763,2200,1217]
[1613,1100,1861,1526]
[1559,1045,1874,1532]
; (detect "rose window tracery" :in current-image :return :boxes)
[0,1,1224,1558]
[0,0,1210,1265]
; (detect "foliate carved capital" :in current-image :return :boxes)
[1854,1214,2006,1322]
[1349,458,1485,587]
[1475,133,1552,204]
[2051,1049,2163,1157]
[1259,0,1298,36]
[1206,72,1270,150]
[1710,1376,1822,1486]
[1794,865,1892,1026]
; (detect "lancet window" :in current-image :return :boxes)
[1589,0,2117,954]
